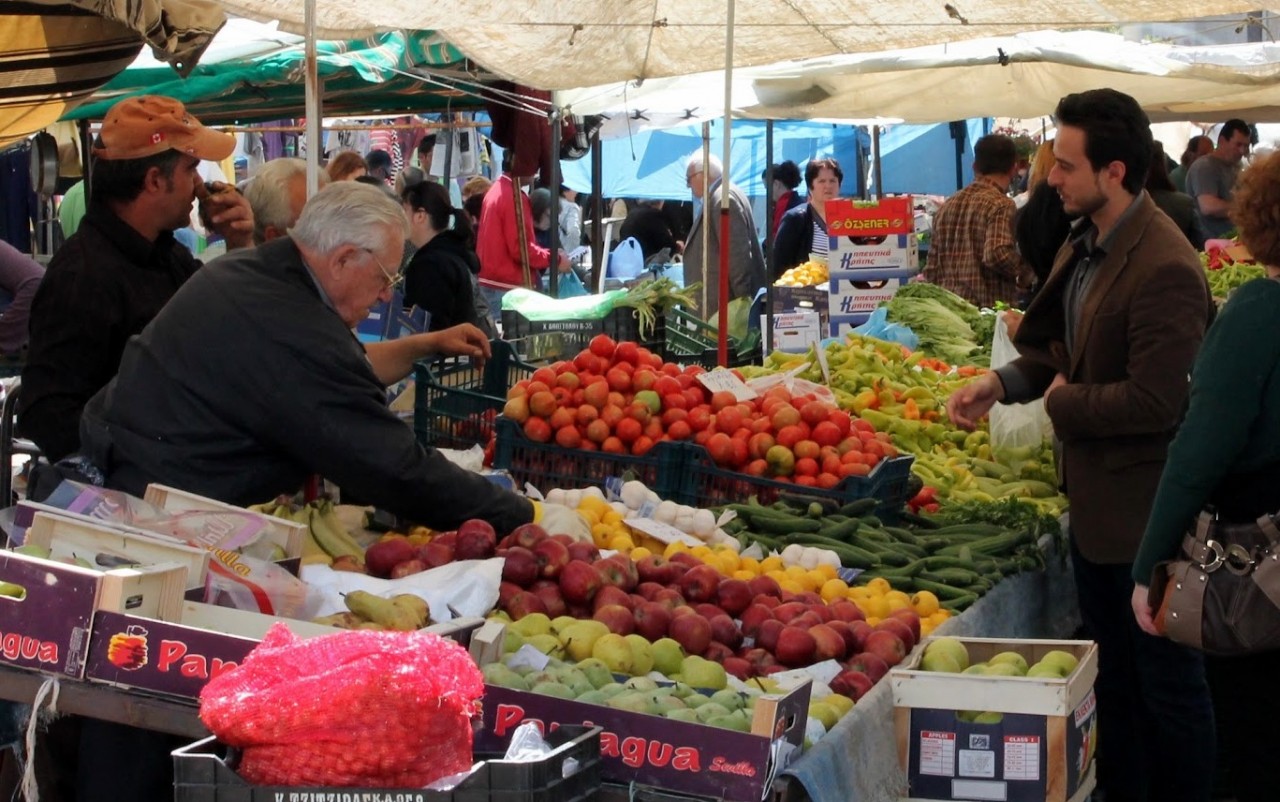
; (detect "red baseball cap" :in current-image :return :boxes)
[93,95,234,162]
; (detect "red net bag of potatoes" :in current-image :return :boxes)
[199,623,484,788]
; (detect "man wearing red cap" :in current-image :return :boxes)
[19,95,253,467]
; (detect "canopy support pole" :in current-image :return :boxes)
[717,0,736,367]
[303,0,321,197]
[548,109,561,297]
[763,119,774,357]
[872,125,883,198]
[441,113,455,184]
[590,128,604,293]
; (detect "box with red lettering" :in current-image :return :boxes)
[825,197,918,272]
[468,622,810,802]
[0,547,187,680]
[890,636,1099,802]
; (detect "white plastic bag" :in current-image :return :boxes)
[609,237,645,279]
[988,313,1054,450]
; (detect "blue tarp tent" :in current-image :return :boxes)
[877,119,992,197]
[560,118,866,201]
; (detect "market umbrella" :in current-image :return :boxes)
[0,0,225,148]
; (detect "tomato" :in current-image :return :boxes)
[616,417,642,444]
[707,432,735,466]
[667,420,693,441]
[776,425,805,449]
[710,391,738,411]
[589,335,616,360]
[811,421,842,448]
[793,440,820,460]
[555,426,582,449]
[523,417,552,443]
[614,341,640,365]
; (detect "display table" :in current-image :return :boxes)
[781,553,1081,802]
[0,664,204,740]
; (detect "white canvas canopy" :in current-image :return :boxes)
[560,30,1280,127]
[213,1,1261,90]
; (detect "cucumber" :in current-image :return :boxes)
[882,526,926,547]
[898,510,941,529]
[817,517,863,543]
[941,594,979,613]
[911,577,980,602]
[752,516,822,535]
[837,498,878,517]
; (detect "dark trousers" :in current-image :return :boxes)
[77,720,184,802]
[1070,541,1216,802]
[1206,650,1280,802]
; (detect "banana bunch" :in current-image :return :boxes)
[312,590,431,631]
[251,496,366,567]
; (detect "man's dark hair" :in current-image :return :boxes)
[417,134,438,156]
[89,143,182,205]
[1145,141,1175,193]
[805,158,844,190]
[764,161,802,190]
[1181,135,1212,167]
[1054,89,1152,195]
[973,134,1017,176]
[1219,119,1251,143]
[366,149,393,177]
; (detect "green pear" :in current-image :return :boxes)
[530,681,575,699]
[576,690,608,706]
[607,691,657,716]
[593,634,635,675]
[525,634,565,659]
[669,681,696,699]
[577,658,614,689]
[551,615,580,635]
[562,621,610,662]
[681,656,727,691]
[683,693,711,709]
[1039,649,1080,675]
[920,651,962,673]
[12,544,51,560]
[503,630,526,654]
[511,613,553,638]
[693,702,732,723]
[809,703,839,731]
[651,638,685,677]
[955,710,979,723]
[923,637,970,671]
[987,651,1029,675]
[599,682,628,699]
[710,689,746,711]
[973,711,1005,725]
[651,694,688,714]
[625,634,655,675]
[481,663,528,690]
[511,664,537,676]
[624,676,659,692]
[706,714,750,732]
[666,708,701,723]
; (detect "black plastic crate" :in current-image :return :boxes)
[662,307,759,369]
[173,724,602,802]
[492,417,685,499]
[666,444,915,519]
[414,339,535,450]
[501,307,665,356]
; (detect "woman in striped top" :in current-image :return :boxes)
[770,157,843,280]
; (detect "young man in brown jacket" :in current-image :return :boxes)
[948,89,1217,801]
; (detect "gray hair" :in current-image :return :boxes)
[290,181,409,255]
[242,158,328,244]
[685,152,723,181]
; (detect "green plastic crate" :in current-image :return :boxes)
[414,339,535,450]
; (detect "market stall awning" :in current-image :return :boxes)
[61,27,469,124]
[210,1,1262,90]
[0,0,224,147]
[561,30,1280,126]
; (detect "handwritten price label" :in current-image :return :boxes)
[625,518,702,547]
[696,369,758,401]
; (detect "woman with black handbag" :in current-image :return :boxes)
[1131,149,1280,802]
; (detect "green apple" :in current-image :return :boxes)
[973,711,1004,724]
[987,651,1029,675]
[625,634,655,675]
[1040,649,1080,675]
[982,663,1023,678]
[681,655,727,691]
[592,634,635,675]
[962,663,988,675]
[651,638,684,677]
[920,651,962,673]
[923,637,970,671]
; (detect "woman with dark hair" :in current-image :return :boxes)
[1014,140,1074,303]
[765,160,804,238]
[770,158,841,279]
[1146,141,1204,250]
[401,180,495,336]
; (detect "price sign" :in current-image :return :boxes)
[825,197,913,238]
[696,369,758,401]
[625,517,702,548]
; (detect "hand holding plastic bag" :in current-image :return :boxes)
[988,313,1054,449]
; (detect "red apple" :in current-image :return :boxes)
[504,591,548,619]
[669,605,696,620]
[653,588,685,612]
[775,626,817,667]
[533,583,567,618]
[550,533,575,548]
[773,602,808,624]
[432,532,457,548]
[636,555,680,585]
[669,613,713,656]
[567,541,601,563]
[828,600,866,623]
[703,641,735,663]
[497,581,523,608]
[455,519,497,560]
[795,592,823,606]
[847,652,889,683]
[633,601,673,641]
[500,546,539,587]
[595,559,627,589]
[887,608,922,644]
[809,624,847,662]
[364,538,418,578]
[708,614,744,651]
[592,585,634,612]
[532,538,570,579]
[678,564,721,603]
[875,617,917,651]
[637,581,665,601]
[808,604,835,623]
[847,621,874,654]
[510,523,548,550]
[390,558,426,578]
[863,630,907,667]
[747,575,783,599]
[695,603,726,621]
[669,552,702,569]
[594,604,636,636]
[421,540,455,569]
[742,647,779,674]
[715,579,753,617]
[756,619,785,653]
[830,669,874,701]
[825,620,859,655]
[559,559,602,605]
[755,595,782,610]
[723,656,754,680]
[739,603,775,638]
[792,611,823,630]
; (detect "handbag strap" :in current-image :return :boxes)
[1181,511,1280,573]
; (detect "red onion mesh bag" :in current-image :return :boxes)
[199,623,484,788]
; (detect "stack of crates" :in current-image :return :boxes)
[825,197,918,338]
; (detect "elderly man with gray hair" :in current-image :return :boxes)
[241,157,328,244]
[682,152,765,317]
[79,181,587,536]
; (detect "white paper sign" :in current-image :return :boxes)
[625,517,702,547]
[301,556,503,620]
[696,369,758,401]
[505,644,551,671]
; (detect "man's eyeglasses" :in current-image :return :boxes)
[364,248,404,291]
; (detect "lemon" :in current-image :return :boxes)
[629,546,652,562]
[885,590,912,611]
[911,590,941,617]
[820,578,850,603]
[608,533,635,552]
[759,556,785,574]
[664,541,689,558]
[733,569,756,581]
[865,577,891,596]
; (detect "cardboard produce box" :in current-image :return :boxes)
[469,622,809,802]
[890,637,1099,802]
[0,549,187,679]
[762,312,823,356]
[85,591,487,701]
[827,268,915,336]
[825,197,917,272]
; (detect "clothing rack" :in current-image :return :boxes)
[216,120,490,134]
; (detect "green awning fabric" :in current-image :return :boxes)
[62,29,473,124]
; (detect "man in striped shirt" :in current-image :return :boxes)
[923,134,1031,308]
